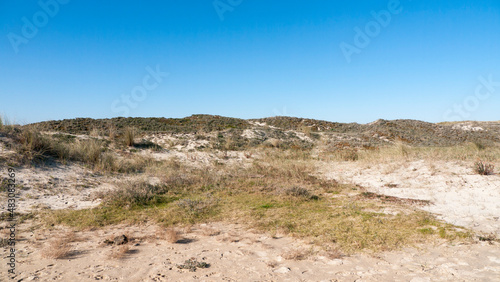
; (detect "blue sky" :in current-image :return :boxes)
[1,0,499,124]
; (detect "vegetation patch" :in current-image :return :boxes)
[40,151,472,254]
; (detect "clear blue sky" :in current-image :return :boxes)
[1,0,499,124]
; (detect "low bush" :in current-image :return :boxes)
[474,160,495,175]
[103,180,170,208]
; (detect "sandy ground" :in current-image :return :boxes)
[2,223,500,281]
[0,164,112,213]
[320,160,500,237]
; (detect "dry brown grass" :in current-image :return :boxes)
[108,245,131,259]
[41,234,74,259]
[266,260,279,268]
[201,226,221,236]
[265,138,281,148]
[355,142,500,164]
[124,127,136,147]
[217,232,241,243]
[300,125,313,137]
[155,228,181,243]
[321,247,344,259]
[281,248,311,261]
[108,123,117,141]
[90,127,101,138]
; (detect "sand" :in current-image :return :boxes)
[2,223,500,281]
[320,160,500,237]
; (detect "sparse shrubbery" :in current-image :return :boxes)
[103,180,170,208]
[176,195,219,218]
[99,152,117,171]
[15,128,68,162]
[108,123,117,141]
[340,148,359,161]
[474,160,495,175]
[7,126,154,172]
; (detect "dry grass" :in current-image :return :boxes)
[108,245,131,259]
[108,123,117,141]
[356,142,500,164]
[41,234,74,259]
[300,125,312,137]
[15,127,65,162]
[156,228,181,243]
[281,248,311,260]
[90,127,101,138]
[266,260,279,268]
[201,226,221,236]
[321,247,344,259]
[7,126,156,173]
[70,138,103,165]
[265,138,281,148]
[124,127,135,147]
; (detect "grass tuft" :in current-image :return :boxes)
[474,160,495,175]
[124,127,136,147]
[41,235,73,259]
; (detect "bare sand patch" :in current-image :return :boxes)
[320,160,500,236]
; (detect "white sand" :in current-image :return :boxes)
[2,223,500,281]
[320,160,500,236]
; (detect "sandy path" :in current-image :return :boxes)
[2,223,500,281]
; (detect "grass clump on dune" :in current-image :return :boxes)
[123,127,135,147]
[6,126,153,173]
